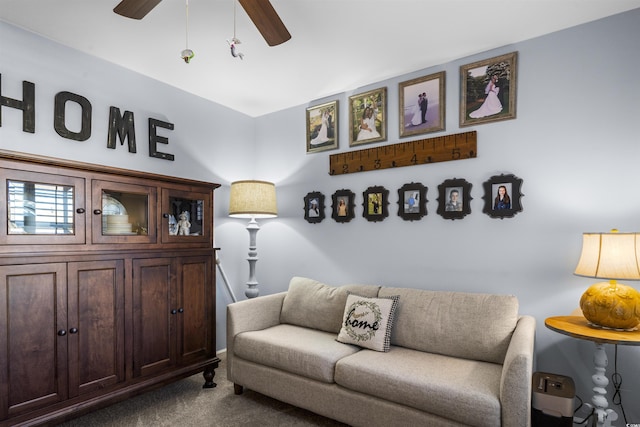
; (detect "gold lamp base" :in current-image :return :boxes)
[580,280,640,330]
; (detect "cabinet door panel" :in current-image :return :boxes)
[132,258,175,377]
[67,260,125,397]
[0,169,85,247]
[0,263,67,419]
[178,256,213,363]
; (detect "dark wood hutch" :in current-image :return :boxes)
[0,149,220,426]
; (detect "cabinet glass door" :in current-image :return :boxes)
[92,181,156,244]
[1,170,86,246]
[161,188,212,245]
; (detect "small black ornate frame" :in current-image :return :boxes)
[362,186,389,222]
[397,182,428,221]
[437,178,472,220]
[331,189,356,223]
[304,191,325,224]
[482,174,524,219]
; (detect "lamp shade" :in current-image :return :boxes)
[574,230,640,330]
[574,231,640,280]
[229,180,277,218]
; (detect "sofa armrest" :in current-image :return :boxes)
[500,315,536,427]
[226,292,287,382]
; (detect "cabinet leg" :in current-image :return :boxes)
[202,361,219,389]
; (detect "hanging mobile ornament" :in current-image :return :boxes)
[226,1,244,60]
[180,0,195,63]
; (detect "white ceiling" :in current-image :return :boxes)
[2,1,639,117]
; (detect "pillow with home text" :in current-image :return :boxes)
[336,293,399,352]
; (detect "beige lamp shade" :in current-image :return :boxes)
[229,180,277,218]
[574,231,640,280]
[574,230,640,330]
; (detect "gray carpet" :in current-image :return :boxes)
[60,352,347,426]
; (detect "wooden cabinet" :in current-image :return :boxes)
[0,150,220,426]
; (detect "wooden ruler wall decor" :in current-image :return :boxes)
[329,131,477,176]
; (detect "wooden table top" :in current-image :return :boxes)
[545,316,640,346]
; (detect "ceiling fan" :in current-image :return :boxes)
[113,0,291,46]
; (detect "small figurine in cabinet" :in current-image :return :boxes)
[177,211,191,235]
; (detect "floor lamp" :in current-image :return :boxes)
[228,180,277,299]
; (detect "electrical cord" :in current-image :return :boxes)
[572,395,595,425]
[610,344,628,424]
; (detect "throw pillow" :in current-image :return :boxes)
[336,293,399,352]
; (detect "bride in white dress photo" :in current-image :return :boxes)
[469,74,503,118]
[310,109,330,145]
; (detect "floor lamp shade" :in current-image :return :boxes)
[229,180,277,218]
[574,231,640,330]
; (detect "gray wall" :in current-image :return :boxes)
[2,8,640,422]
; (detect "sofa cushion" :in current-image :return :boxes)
[336,294,399,352]
[280,277,380,333]
[335,346,502,427]
[379,287,518,364]
[233,324,361,383]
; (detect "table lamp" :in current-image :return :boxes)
[574,229,640,330]
[229,180,277,298]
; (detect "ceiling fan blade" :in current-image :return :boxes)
[238,0,291,46]
[113,0,162,20]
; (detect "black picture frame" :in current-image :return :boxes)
[331,189,355,223]
[437,178,472,220]
[397,182,428,221]
[362,186,389,222]
[482,174,524,219]
[303,191,325,223]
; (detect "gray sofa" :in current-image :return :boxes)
[227,277,535,427]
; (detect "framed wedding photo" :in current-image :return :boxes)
[482,174,524,219]
[349,87,387,147]
[306,100,338,153]
[331,189,355,223]
[362,186,389,222]
[399,71,445,138]
[304,191,325,224]
[397,182,428,221]
[460,51,517,127]
[437,178,472,220]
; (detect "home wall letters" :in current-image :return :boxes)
[0,74,175,161]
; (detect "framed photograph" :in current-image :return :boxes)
[349,87,387,147]
[304,191,325,223]
[306,100,338,153]
[399,71,445,138]
[482,174,524,219]
[362,186,389,222]
[397,182,428,221]
[437,178,472,220]
[331,189,355,223]
[460,51,517,127]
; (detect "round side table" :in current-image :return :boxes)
[545,316,640,427]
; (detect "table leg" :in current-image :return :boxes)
[585,343,618,427]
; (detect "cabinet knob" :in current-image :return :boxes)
[93,209,102,215]
[163,213,170,218]
[69,328,78,334]
[178,308,184,313]
[57,329,67,336]
[171,309,177,315]
[76,208,86,214]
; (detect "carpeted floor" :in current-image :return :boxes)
[59,352,347,426]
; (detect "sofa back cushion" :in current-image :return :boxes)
[281,277,380,334]
[378,287,518,364]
